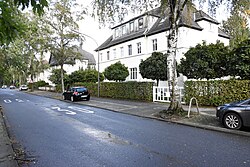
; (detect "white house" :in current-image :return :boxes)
[34,46,96,86]
[95,7,230,84]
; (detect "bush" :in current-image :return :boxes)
[185,80,250,106]
[72,82,154,101]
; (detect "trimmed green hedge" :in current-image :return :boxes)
[73,82,154,101]
[185,80,250,106]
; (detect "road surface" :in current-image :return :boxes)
[0,89,250,167]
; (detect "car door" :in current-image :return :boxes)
[243,100,250,126]
[65,88,73,99]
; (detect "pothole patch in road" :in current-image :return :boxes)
[82,127,131,145]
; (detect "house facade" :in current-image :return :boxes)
[34,46,96,86]
[96,7,230,84]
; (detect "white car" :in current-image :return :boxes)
[1,85,7,89]
[19,85,28,91]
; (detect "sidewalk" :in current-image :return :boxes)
[0,106,18,167]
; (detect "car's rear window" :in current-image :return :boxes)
[76,88,87,92]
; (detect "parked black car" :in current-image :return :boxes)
[62,87,90,102]
[216,98,250,130]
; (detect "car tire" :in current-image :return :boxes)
[86,95,90,101]
[70,96,74,102]
[223,112,242,130]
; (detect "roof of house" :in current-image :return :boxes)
[96,7,229,51]
[49,46,96,66]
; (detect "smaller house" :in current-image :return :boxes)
[34,46,96,86]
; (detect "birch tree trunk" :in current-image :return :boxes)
[60,64,65,93]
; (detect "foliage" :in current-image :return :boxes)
[177,41,230,79]
[33,80,49,89]
[68,69,104,83]
[103,62,129,82]
[73,82,154,101]
[14,0,48,15]
[139,52,168,86]
[185,80,250,106]
[49,69,67,85]
[221,0,250,48]
[229,39,250,79]
[42,0,87,92]
[0,13,50,88]
[0,0,48,45]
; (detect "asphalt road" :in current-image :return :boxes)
[0,89,250,167]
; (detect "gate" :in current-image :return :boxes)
[153,86,185,103]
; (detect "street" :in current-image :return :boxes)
[0,89,250,167]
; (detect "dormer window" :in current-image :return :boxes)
[138,18,143,29]
[122,25,126,35]
[129,22,134,32]
[115,28,119,38]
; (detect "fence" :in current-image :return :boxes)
[38,86,56,91]
[153,86,185,103]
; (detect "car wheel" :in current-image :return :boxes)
[223,112,242,130]
[70,96,74,102]
[86,95,90,101]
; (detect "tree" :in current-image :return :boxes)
[69,69,104,84]
[92,0,235,113]
[221,0,250,48]
[177,41,230,79]
[229,39,250,79]
[85,69,104,83]
[43,0,86,92]
[139,52,168,86]
[49,69,68,85]
[0,0,48,45]
[103,62,129,82]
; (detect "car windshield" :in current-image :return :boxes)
[76,88,87,92]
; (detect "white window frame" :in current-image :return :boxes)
[107,51,110,60]
[120,47,124,57]
[138,18,143,29]
[129,22,134,32]
[130,68,137,80]
[152,39,157,51]
[128,44,132,55]
[113,48,116,59]
[122,25,126,35]
[137,42,141,54]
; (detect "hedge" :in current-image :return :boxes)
[185,80,250,106]
[73,82,154,101]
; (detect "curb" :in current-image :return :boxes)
[0,106,19,167]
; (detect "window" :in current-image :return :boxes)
[128,45,132,55]
[107,51,110,60]
[152,39,157,51]
[115,28,118,38]
[138,18,143,29]
[129,22,134,32]
[113,49,116,59]
[120,47,124,57]
[137,42,141,54]
[122,25,126,35]
[130,68,137,80]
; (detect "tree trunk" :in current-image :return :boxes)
[167,17,184,114]
[60,64,65,93]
